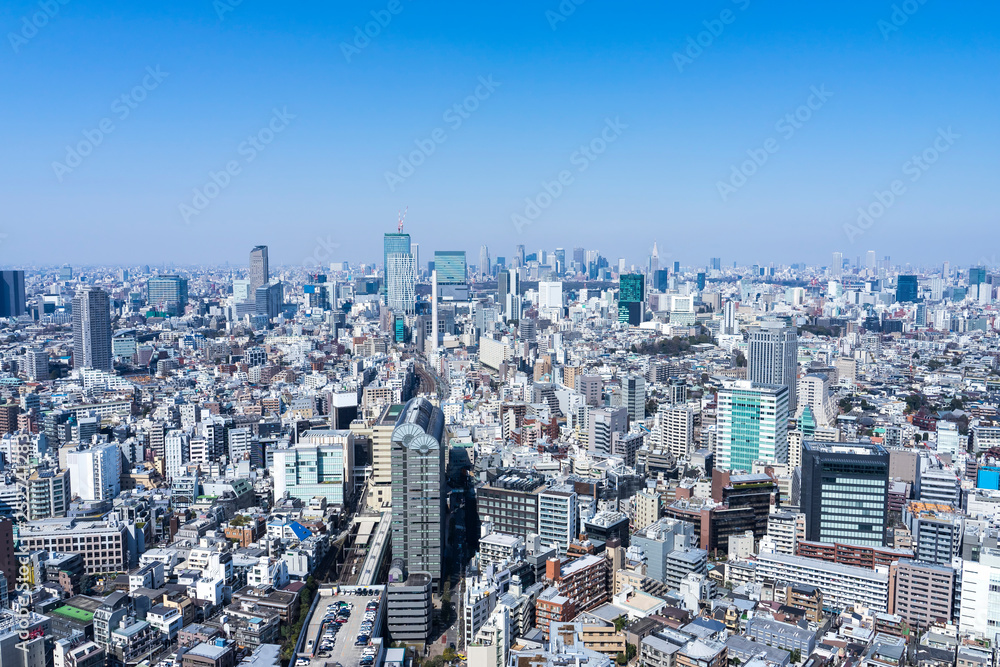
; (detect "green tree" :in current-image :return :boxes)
[789,649,802,664]
[613,615,628,633]
[626,643,637,661]
[615,652,628,665]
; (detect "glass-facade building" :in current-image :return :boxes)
[896,274,919,303]
[801,442,889,547]
[383,233,411,293]
[433,251,467,285]
[716,381,789,472]
[147,275,189,316]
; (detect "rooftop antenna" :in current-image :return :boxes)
[397,206,408,232]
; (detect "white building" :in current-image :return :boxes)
[538,485,578,555]
[716,380,789,472]
[754,552,889,613]
[66,443,121,502]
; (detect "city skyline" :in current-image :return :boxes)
[2,2,997,265]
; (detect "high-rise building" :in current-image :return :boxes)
[516,244,526,267]
[383,233,411,293]
[716,380,789,472]
[386,252,417,314]
[249,245,269,294]
[831,251,843,278]
[479,245,491,279]
[147,275,189,316]
[653,404,694,459]
[434,250,467,285]
[624,375,645,424]
[865,250,877,272]
[618,273,645,326]
[896,275,919,303]
[801,442,889,547]
[164,431,190,481]
[538,485,578,554]
[72,287,112,372]
[747,321,799,413]
[66,443,122,502]
[0,270,26,318]
[391,398,446,581]
[26,346,49,381]
[254,282,283,319]
[537,281,563,311]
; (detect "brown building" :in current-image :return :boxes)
[0,519,16,589]
[796,540,913,569]
[779,583,823,623]
[535,588,575,639]
[0,403,19,434]
[545,554,609,616]
[891,559,955,631]
[224,516,266,547]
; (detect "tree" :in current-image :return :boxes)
[626,643,637,661]
[615,652,628,666]
[613,615,628,633]
[735,351,747,367]
[838,397,853,413]
[789,649,802,664]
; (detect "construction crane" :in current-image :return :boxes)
[397,206,408,233]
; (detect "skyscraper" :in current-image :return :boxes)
[831,251,843,278]
[865,250,877,272]
[515,244,526,268]
[249,245,269,294]
[391,397,446,581]
[498,270,510,320]
[618,273,645,326]
[0,271,26,318]
[896,274,919,303]
[716,380,789,472]
[434,251,468,300]
[479,245,491,279]
[72,287,112,372]
[147,275,189,316]
[386,252,417,314]
[747,321,799,412]
[801,442,889,547]
[383,233,411,294]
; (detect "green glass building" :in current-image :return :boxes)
[434,251,467,285]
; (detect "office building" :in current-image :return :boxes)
[164,431,190,481]
[254,282,283,320]
[538,281,563,312]
[18,517,132,575]
[26,346,49,381]
[896,274,918,303]
[624,374,646,424]
[273,430,354,505]
[618,273,645,325]
[0,270,26,318]
[147,275,189,316]
[435,251,468,300]
[391,397,446,581]
[478,469,546,538]
[716,381,789,472]
[588,407,627,456]
[747,321,798,412]
[386,252,417,314]
[249,245,269,293]
[73,287,113,371]
[383,233,411,293]
[479,245,491,278]
[801,442,889,547]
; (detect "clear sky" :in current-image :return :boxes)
[2,0,998,269]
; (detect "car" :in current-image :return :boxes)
[355,637,369,646]
[361,659,374,666]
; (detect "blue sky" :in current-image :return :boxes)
[1,0,997,269]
